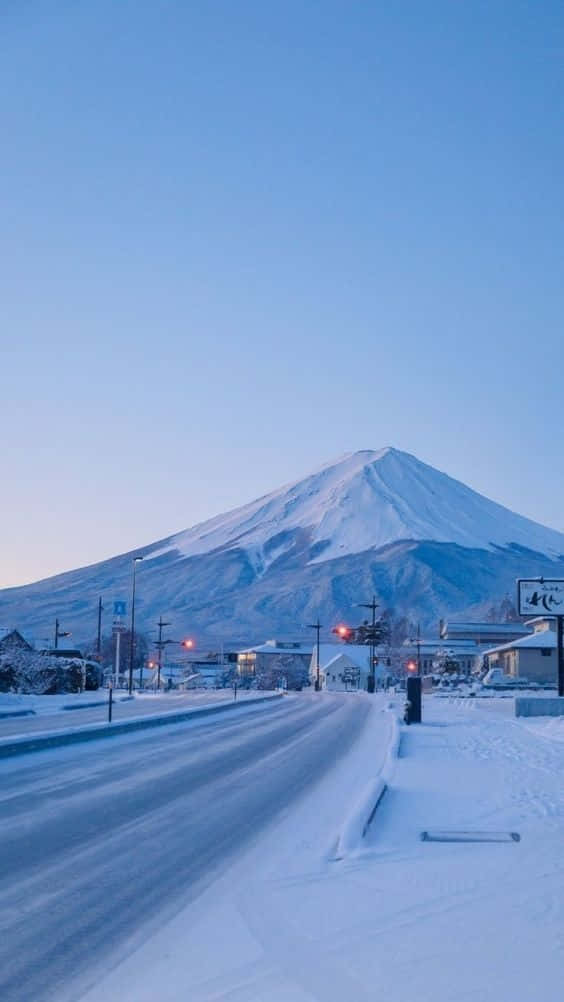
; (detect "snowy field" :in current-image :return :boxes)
[81,694,564,1002]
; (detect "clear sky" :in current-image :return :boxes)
[1,1,563,588]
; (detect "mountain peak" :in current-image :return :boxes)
[148,448,564,568]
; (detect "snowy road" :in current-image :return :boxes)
[0,692,378,1002]
[0,690,262,739]
[81,695,564,1002]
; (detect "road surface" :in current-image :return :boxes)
[0,692,373,1002]
[0,690,262,739]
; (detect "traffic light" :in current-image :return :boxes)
[332,624,352,641]
[406,659,417,672]
[182,638,194,649]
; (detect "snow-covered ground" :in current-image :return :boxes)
[82,694,564,1002]
[0,690,121,716]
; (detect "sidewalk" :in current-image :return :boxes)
[359,698,564,1002]
[80,696,564,1002]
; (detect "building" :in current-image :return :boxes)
[440,621,532,646]
[311,644,395,690]
[0,629,32,654]
[237,640,313,682]
[401,638,481,675]
[484,617,557,685]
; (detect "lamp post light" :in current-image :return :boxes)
[308,620,323,691]
[407,622,422,676]
[128,556,143,695]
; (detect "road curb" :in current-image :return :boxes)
[0,693,284,759]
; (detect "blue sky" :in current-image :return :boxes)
[1,1,563,587]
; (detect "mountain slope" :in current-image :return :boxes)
[2,448,564,645]
[149,447,564,566]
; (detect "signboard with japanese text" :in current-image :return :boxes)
[517,578,564,616]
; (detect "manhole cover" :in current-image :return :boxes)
[421,830,520,843]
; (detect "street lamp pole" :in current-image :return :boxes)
[358,595,379,693]
[308,620,323,691]
[128,556,143,695]
[96,596,103,657]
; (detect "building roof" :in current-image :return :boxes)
[402,639,480,657]
[485,631,557,655]
[314,644,372,671]
[442,621,531,637]
[0,628,31,646]
[239,642,313,655]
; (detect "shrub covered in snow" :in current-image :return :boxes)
[0,649,97,694]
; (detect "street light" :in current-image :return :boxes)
[407,622,422,676]
[128,556,143,695]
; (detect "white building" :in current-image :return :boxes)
[311,644,391,690]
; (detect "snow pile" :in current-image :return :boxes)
[335,704,401,858]
[147,447,564,569]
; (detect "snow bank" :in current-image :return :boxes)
[335,705,401,858]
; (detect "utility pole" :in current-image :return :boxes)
[358,595,379,693]
[155,616,171,691]
[417,621,421,676]
[54,618,70,650]
[96,596,103,657]
[308,620,323,691]
[128,556,143,695]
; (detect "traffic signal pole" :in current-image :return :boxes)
[359,596,379,693]
[308,620,323,691]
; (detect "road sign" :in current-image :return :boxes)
[517,578,564,616]
[113,600,127,617]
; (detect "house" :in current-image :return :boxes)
[311,644,392,690]
[483,617,557,685]
[0,629,32,654]
[237,640,313,681]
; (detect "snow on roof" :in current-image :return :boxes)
[443,622,531,636]
[314,644,372,670]
[484,631,557,655]
[239,642,313,655]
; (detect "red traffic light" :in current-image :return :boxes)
[406,659,417,672]
[182,638,194,649]
[332,624,352,640]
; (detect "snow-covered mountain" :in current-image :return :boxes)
[2,448,564,645]
[152,447,564,566]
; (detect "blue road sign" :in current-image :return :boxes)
[113,600,127,617]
